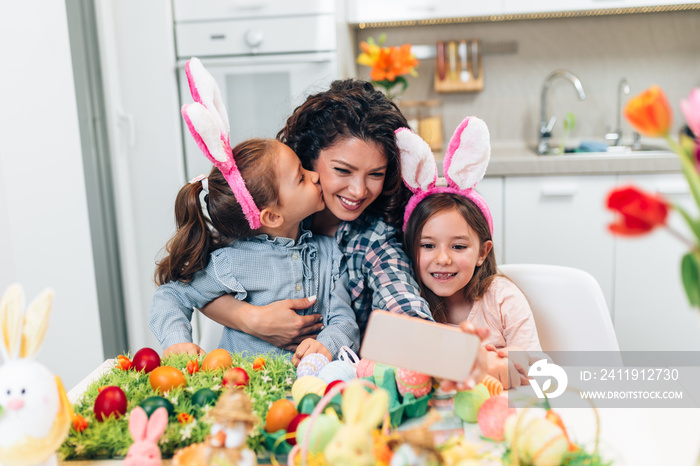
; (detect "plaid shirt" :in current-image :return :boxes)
[335,213,433,333]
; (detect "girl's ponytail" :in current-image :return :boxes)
[155,139,279,285]
[155,179,213,285]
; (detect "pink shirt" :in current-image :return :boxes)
[464,276,542,352]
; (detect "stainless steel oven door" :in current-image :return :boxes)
[178,53,337,179]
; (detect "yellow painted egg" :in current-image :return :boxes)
[291,375,327,405]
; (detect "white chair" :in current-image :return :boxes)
[498,264,620,353]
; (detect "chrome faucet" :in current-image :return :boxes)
[537,69,587,155]
[605,77,630,146]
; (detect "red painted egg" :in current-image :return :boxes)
[131,347,161,373]
[94,386,128,421]
[286,413,310,445]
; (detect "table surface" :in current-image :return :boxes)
[63,363,700,466]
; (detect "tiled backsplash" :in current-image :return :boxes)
[355,11,700,148]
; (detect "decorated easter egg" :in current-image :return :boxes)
[265,398,298,433]
[317,360,356,384]
[191,388,219,408]
[453,383,490,423]
[131,347,161,373]
[297,393,322,415]
[223,367,250,387]
[396,367,433,398]
[477,396,516,441]
[149,366,187,393]
[201,348,233,371]
[504,416,568,466]
[286,413,310,445]
[371,362,392,387]
[94,386,128,421]
[296,353,330,378]
[296,414,342,453]
[291,376,327,405]
[355,358,375,378]
[140,396,175,418]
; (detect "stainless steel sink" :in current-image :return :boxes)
[534,144,672,157]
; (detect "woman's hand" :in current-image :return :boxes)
[292,339,332,366]
[163,342,205,357]
[200,294,324,351]
[440,322,491,391]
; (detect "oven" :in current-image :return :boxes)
[173,0,339,179]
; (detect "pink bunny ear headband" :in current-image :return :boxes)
[181,57,262,230]
[397,116,493,234]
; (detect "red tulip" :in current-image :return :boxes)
[607,186,669,236]
[624,85,672,137]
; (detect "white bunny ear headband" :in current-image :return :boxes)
[181,57,262,230]
[397,116,493,233]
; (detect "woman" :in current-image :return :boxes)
[199,79,433,353]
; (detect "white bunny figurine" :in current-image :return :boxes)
[0,284,73,466]
[123,407,168,466]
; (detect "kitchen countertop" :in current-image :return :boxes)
[482,142,681,177]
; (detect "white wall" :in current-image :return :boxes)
[0,2,104,388]
[96,0,186,353]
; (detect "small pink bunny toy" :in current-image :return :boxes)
[396,116,492,233]
[123,406,168,466]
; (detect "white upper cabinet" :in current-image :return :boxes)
[503,0,699,15]
[173,0,335,21]
[347,0,505,23]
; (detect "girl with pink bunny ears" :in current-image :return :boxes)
[149,58,360,364]
[400,117,545,389]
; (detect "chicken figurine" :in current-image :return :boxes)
[0,284,73,466]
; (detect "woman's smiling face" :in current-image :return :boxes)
[312,138,387,223]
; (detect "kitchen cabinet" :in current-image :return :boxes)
[503,0,699,15]
[494,171,700,351]
[172,0,334,21]
[346,0,504,24]
[502,175,617,311]
[478,176,505,264]
[613,174,700,351]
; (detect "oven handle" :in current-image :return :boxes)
[176,52,336,68]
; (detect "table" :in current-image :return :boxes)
[63,363,700,466]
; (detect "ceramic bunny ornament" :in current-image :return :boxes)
[123,407,168,466]
[0,284,73,466]
[396,116,492,234]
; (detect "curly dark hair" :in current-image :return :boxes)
[277,79,412,228]
[404,193,497,324]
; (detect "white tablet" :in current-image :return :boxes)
[360,311,481,381]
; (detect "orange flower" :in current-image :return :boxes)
[72,413,88,432]
[624,85,673,137]
[178,412,194,424]
[370,44,418,83]
[252,357,266,371]
[116,354,131,371]
[186,359,200,375]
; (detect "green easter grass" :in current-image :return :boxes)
[59,352,295,460]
